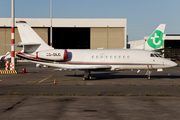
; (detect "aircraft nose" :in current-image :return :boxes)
[168,60,177,67]
[172,61,178,67]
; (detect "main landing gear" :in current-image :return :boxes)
[83,70,92,80]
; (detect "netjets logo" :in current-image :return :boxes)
[147,30,164,49]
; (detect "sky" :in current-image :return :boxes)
[0,0,180,41]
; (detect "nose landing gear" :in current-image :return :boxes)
[146,65,152,80]
[145,70,152,80]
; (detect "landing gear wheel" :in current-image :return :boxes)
[83,70,91,80]
[83,75,89,80]
[147,76,151,80]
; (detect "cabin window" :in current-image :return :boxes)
[110,56,113,59]
[101,56,103,59]
[106,56,108,59]
[127,56,130,59]
[92,55,94,59]
[123,56,125,59]
[114,56,116,59]
[119,56,121,59]
[96,56,98,59]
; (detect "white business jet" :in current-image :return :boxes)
[13,21,176,80]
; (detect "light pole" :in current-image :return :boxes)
[50,0,52,46]
[10,0,15,70]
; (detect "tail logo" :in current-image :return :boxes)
[147,30,164,49]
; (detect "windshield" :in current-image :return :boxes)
[150,53,162,57]
[155,53,162,57]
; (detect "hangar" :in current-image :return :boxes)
[0,18,127,55]
[164,34,180,60]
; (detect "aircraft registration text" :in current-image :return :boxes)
[46,53,61,56]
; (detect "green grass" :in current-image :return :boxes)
[127,82,131,86]
[145,92,153,96]
[116,84,121,86]
[8,91,12,95]
[97,92,101,96]
[126,93,134,96]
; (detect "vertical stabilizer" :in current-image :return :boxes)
[16,21,53,53]
[133,24,166,51]
[144,24,166,51]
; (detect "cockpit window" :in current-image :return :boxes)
[150,53,162,57]
[155,53,162,57]
[150,53,155,57]
[154,54,158,57]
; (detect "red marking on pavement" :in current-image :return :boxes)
[0,80,5,82]
[18,71,40,77]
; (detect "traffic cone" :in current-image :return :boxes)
[54,79,56,84]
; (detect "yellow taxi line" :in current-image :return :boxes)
[38,76,52,83]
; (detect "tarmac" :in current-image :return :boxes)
[0,61,180,119]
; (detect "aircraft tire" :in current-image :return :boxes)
[147,76,151,80]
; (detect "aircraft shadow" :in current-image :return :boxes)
[66,72,180,80]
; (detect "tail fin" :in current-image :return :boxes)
[144,24,166,51]
[133,24,166,51]
[16,21,53,53]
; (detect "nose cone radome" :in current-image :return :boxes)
[172,61,178,67]
[167,60,177,68]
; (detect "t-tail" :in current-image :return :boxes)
[15,21,68,62]
[16,21,54,53]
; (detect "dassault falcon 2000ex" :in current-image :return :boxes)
[10,21,177,80]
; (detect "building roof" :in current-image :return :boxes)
[0,18,126,27]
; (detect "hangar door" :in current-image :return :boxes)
[52,28,90,49]
[164,40,180,59]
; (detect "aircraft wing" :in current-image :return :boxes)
[55,65,111,71]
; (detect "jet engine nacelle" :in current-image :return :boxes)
[36,49,68,61]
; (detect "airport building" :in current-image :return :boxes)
[0,18,127,55]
